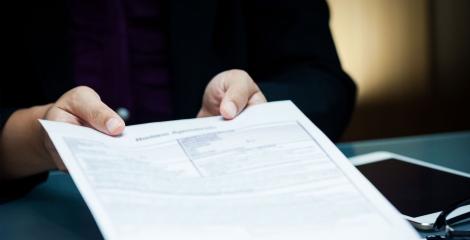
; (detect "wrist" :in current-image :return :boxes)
[30,104,55,166]
[0,104,55,179]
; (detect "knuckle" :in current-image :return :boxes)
[68,86,98,102]
[226,69,250,81]
[59,86,102,114]
[68,86,87,98]
[223,69,253,90]
[66,87,84,102]
[74,85,95,93]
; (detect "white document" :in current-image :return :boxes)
[40,101,419,240]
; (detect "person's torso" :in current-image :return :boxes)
[4,0,252,120]
[72,0,173,124]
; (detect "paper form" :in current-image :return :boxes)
[40,101,420,240]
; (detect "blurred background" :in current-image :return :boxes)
[327,0,470,141]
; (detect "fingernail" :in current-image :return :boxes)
[106,118,122,134]
[224,101,238,119]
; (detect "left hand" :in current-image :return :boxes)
[198,69,267,119]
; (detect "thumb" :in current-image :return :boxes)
[58,86,125,135]
[220,72,259,119]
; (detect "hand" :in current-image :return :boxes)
[45,86,125,135]
[1,86,125,178]
[197,69,267,119]
[42,86,125,170]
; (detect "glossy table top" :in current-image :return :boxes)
[1,131,469,239]
[338,131,470,174]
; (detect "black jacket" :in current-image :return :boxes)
[1,0,356,200]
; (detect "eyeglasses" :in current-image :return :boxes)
[426,198,470,240]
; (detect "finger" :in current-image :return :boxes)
[197,108,212,118]
[220,74,259,119]
[58,86,125,135]
[247,91,267,106]
[45,105,82,125]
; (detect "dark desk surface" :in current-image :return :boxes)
[338,131,470,174]
[1,131,470,239]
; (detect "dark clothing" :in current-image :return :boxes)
[1,0,356,200]
[72,0,173,123]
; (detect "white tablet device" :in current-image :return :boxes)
[350,151,470,230]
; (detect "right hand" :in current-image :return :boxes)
[42,86,125,170]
